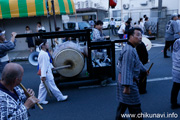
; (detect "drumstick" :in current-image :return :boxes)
[43,81,53,97]
[19,83,43,110]
[142,63,154,82]
[55,40,59,45]
[54,38,59,45]
[53,65,71,71]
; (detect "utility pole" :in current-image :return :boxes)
[46,0,52,32]
[121,0,123,21]
[158,0,162,18]
[46,0,54,49]
[51,0,57,30]
[157,0,163,38]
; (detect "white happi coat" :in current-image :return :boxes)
[37,50,63,102]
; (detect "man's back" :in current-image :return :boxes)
[144,21,151,31]
[38,50,54,80]
[165,20,179,41]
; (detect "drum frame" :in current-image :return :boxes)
[16,29,129,85]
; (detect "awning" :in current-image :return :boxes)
[0,0,76,19]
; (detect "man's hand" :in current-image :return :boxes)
[24,96,39,110]
[11,32,17,37]
[11,32,17,42]
[146,70,150,76]
[123,86,130,94]
[41,77,46,82]
[27,88,35,96]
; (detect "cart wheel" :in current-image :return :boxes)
[100,80,107,87]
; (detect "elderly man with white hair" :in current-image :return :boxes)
[0,63,39,119]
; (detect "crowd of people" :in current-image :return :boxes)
[25,22,66,53]
[88,14,180,119]
[0,14,180,119]
[0,23,69,119]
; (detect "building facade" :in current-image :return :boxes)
[0,16,63,51]
[110,0,179,37]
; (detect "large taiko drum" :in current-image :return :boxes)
[53,41,85,77]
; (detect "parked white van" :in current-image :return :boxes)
[114,17,121,29]
[102,18,110,29]
[63,21,91,30]
[102,17,121,29]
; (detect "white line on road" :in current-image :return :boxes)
[79,77,173,89]
[115,43,165,51]
[151,43,165,47]
[147,77,172,82]
[107,77,172,86]
[79,85,101,89]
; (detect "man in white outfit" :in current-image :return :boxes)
[38,40,68,104]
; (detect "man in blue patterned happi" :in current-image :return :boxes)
[0,63,39,120]
[171,38,180,109]
[0,28,17,74]
[116,28,148,120]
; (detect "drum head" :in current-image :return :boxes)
[54,49,84,77]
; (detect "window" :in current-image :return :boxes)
[63,23,76,30]
[112,10,121,17]
[82,2,84,8]
[85,1,88,8]
[115,18,121,21]
[103,18,109,22]
[78,22,90,30]
[77,2,80,9]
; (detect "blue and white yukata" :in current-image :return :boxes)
[92,28,106,42]
[0,40,16,74]
[171,39,180,105]
[0,83,28,120]
[116,42,147,120]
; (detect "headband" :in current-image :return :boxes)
[0,31,5,36]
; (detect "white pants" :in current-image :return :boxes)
[38,78,64,102]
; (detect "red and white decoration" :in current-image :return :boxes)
[109,0,117,8]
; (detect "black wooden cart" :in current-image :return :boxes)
[16,29,127,86]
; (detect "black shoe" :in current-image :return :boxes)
[164,55,170,58]
[171,104,180,109]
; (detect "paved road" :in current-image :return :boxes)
[16,43,180,120]
[10,29,180,120]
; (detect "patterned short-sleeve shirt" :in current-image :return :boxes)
[0,86,28,120]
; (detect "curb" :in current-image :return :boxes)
[10,57,28,62]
